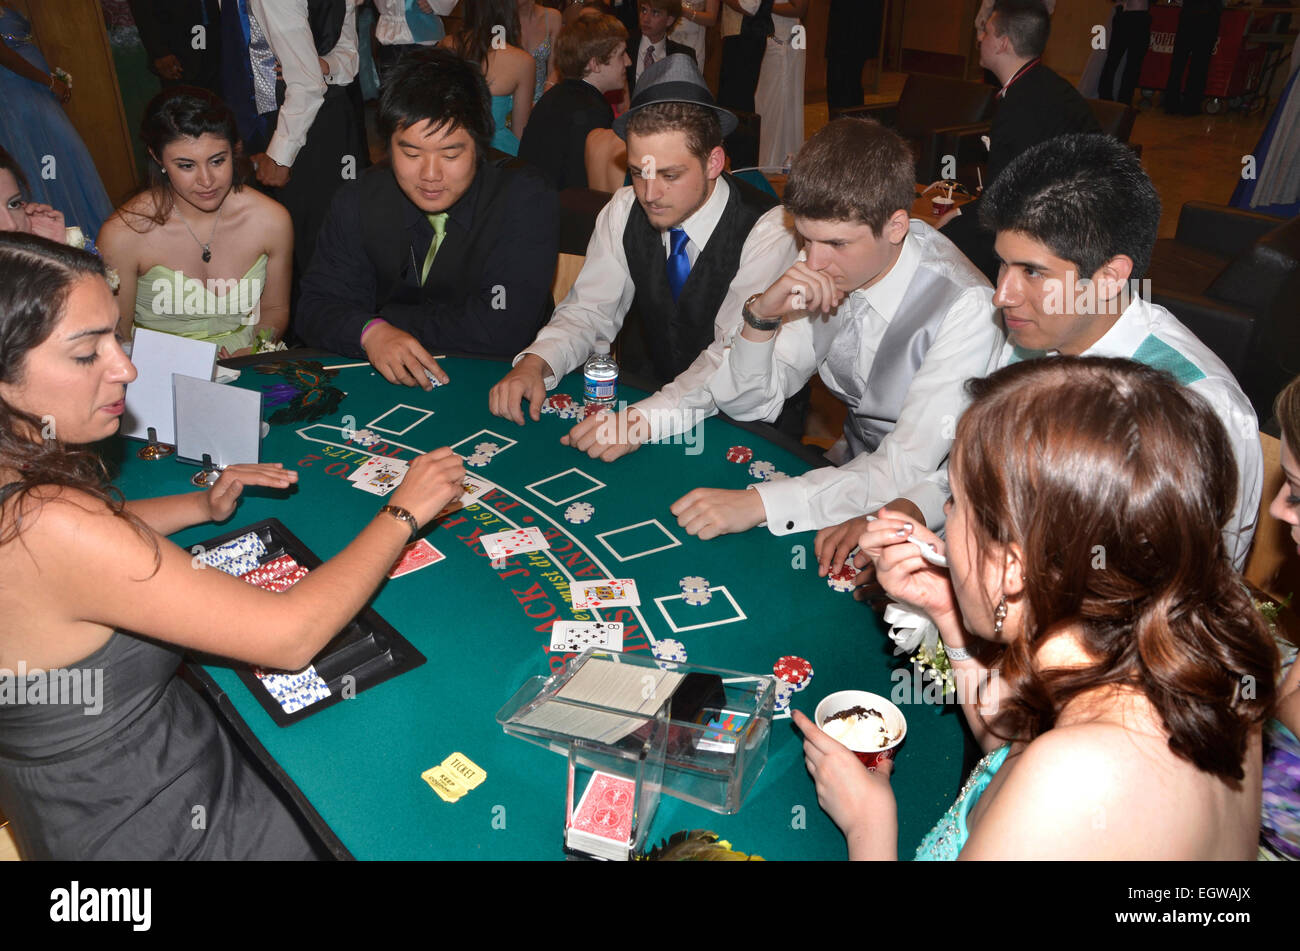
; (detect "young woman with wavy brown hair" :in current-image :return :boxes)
[0,233,465,858]
[795,356,1277,859]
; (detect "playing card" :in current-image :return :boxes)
[459,474,490,505]
[349,456,408,484]
[481,527,549,560]
[571,578,640,609]
[388,538,445,578]
[353,458,408,496]
[549,619,625,653]
[570,771,635,846]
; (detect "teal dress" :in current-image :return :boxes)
[914,746,1009,860]
[490,94,519,155]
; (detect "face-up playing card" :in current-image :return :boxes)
[570,771,635,847]
[388,538,445,578]
[549,619,625,653]
[459,474,490,505]
[350,456,408,483]
[571,578,640,609]
[351,457,409,496]
[481,527,550,560]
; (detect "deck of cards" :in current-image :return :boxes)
[566,771,637,861]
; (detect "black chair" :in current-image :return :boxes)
[1146,202,1300,421]
[830,73,996,188]
[1086,97,1141,154]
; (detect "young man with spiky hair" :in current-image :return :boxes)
[922,132,1258,569]
[672,116,1000,553]
[296,48,559,387]
[491,54,797,459]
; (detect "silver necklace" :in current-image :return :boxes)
[177,200,224,263]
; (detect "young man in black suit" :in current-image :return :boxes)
[296,49,559,389]
[941,0,1099,281]
[626,0,698,94]
[129,0,223,95]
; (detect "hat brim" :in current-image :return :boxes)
[613,93,740,139]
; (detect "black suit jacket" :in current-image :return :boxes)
[625,34,698,95]
[128,0,223,91]
[297,161,559,359]
[986,62,1101,182]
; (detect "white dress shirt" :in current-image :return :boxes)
[708,220,999,535]
[374,0,456,46]
[521,176,797,440]
[636,36,669,80]
[904,296,1262,570]
[250,0,360,169]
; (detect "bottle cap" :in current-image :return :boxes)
[594,338,610,356]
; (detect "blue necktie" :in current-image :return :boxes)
[666,228,691,302]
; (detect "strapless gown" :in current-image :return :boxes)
[914,745,1009,860]
[490,94,520,156]
[0,624,321,859]
[132,253,269,352]
[0,7,113,235]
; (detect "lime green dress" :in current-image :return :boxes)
[132,254,269,352]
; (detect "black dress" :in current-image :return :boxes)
[518,79,615,191]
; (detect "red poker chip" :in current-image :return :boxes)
[773,655,813,685]
[827,563,857,583]
[726,446,753,463]
[583,403,610,419]
[548,393,575,407]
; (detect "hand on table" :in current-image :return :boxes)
[362,322,448,390]
[24,202,65,242]
[815,515,873,579]
[389,447,466,528]
[561,406,649,462]
[861,507,957,626]
[670,486,766,540]
[153,54,184,81]
[204,463,298,522]
[793,708,896,856]
[488,354,550,424]
[249,152,291,188]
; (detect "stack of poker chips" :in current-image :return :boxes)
[679,575,711,606]
[827,561,858,593]
[465,441,500,468]
[771,655,813,713]
[199,532,267,576]
[241,553,310,592]
[652,637,688,670]
[725,445,753,464]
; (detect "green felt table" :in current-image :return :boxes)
[111,354,968,860]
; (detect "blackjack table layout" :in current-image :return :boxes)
[111,353,968,860]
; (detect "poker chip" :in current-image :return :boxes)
[748,460,776,479]
[773,655,814,692]
[826,562,857,593]
[557,404,582,420]
[652,638,688,670]
[764,471,789,481]
[465,450,492,468]
[548,393,575,408]
[539,397,559,415]
[474,441,501,456]
[682,590,712,606]
[582,402,610,420]
[773,681,796,712]
[679,575,709,593]
[349,429,380,447]
[726,445,753,464]
[564,501,595,524]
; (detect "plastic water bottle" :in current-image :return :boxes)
[583,338,618,406]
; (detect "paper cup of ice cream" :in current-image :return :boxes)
[931,195,955,217]
[814,690,907,770]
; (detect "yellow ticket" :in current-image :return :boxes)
[441,752,486,790]
[421,765,467,803]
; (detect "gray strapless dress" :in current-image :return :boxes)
[0,629,322,859]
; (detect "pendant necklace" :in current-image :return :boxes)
[178,199,224,263]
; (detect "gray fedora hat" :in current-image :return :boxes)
[612,53,739,139]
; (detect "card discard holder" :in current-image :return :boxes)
[498,651,775,816]
[192,518,426,726]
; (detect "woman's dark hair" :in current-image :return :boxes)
[378,47,494,161]
[0,145,30,194]
[0,233,155,558]
[447,0,522,72]
[950,356,1276,782]
[128,87,244,228]
[1274,375,1300,459]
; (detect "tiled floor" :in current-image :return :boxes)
[800,74,1273,450]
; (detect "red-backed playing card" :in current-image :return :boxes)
[388,538,445,578]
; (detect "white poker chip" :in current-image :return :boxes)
[540,398,559,415]
[557,405,582,420]
[474,441,501,455]
[652,638,688,669]
[773,682,796,712]
[679,575,709,593]
[349,429,380,447]
[682,590,712,606]
[465,450,492,468]
[564,501,595,524]
[748,460,776,479]
[764,471,789,481]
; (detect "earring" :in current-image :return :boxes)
[160,168,167,175]
[993,596,1007,636]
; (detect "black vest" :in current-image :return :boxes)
[274,0,347,106]
[620,174,777,385]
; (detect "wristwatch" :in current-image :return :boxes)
[741,293,782,332]
[378,504,420,541]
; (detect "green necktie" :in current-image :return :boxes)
[421,212,448,285]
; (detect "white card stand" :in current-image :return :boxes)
[122,328,217,456]
[173,374,262,474]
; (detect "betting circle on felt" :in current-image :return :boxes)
[112,356,965,860]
